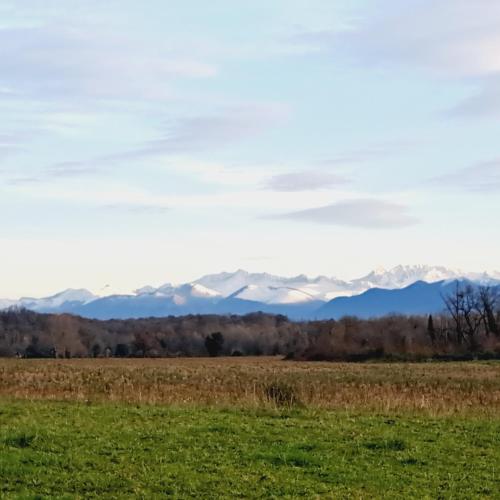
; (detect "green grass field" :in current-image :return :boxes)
[1,400,499,499]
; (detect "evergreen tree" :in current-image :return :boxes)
[427,314,436,343]
[205,332,224,357]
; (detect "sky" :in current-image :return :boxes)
[1,0,500,298]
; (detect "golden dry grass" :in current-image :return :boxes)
[1,357,499,416]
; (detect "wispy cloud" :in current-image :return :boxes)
[318,140,414,167]
[291,1,500,76]
[0,143,21,161]
[102,203,170,215]
[0,103,290,187]
[45,104,291,166]
[0,24,216,104]
[4,160,104,186]
[144,104,290,154]
[446,77,500,119]
[266,199,418,229]
[430,159,500,192]
[289,0,500,118]
[0,131,29,155]
[265,171,348,192]
[0,129,44,164]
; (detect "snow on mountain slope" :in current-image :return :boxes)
[19,289,98,311]
[185,283,221,298]
[230,285,316,304]
[0,299,17,310]
[136,282,220,299]
[2,265,499,316]
[195,270,291,297]
[193,265,479,303]
[171,283,221,305]
[195,269,350,302]
[459,271,500,284]
[134,285,158,295]
[132,282,221,306]
[352,265,464,291]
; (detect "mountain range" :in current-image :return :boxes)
[2,265,499,320]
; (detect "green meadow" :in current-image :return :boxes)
[1,400,499,499]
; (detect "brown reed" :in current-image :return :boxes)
[0,357,499,416]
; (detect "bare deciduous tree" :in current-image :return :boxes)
[443,283,490,349]
[477,286,499,337]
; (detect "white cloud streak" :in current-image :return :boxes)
[267,199,418,229]
[265,171,349,192]
[144,104,289,153]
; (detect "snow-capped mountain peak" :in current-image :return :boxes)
[18,288,98,311]
[195,269,285,297]
[2,265,499,317]
[354,265,464,290]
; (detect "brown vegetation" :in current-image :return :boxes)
[295,314,500,362]
[295,285,500,361]
[0,357,498,416]
[0,310,305,358]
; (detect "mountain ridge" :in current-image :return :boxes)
[2,265,499,320]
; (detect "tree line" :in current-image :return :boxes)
[295,284,500,361]
[0,283,498,360]
[0,311,306,359]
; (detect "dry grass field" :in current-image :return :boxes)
[1,357,499,415]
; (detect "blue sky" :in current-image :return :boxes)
[1,0,499,297]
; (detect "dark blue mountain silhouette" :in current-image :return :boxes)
[315,279,493,319]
